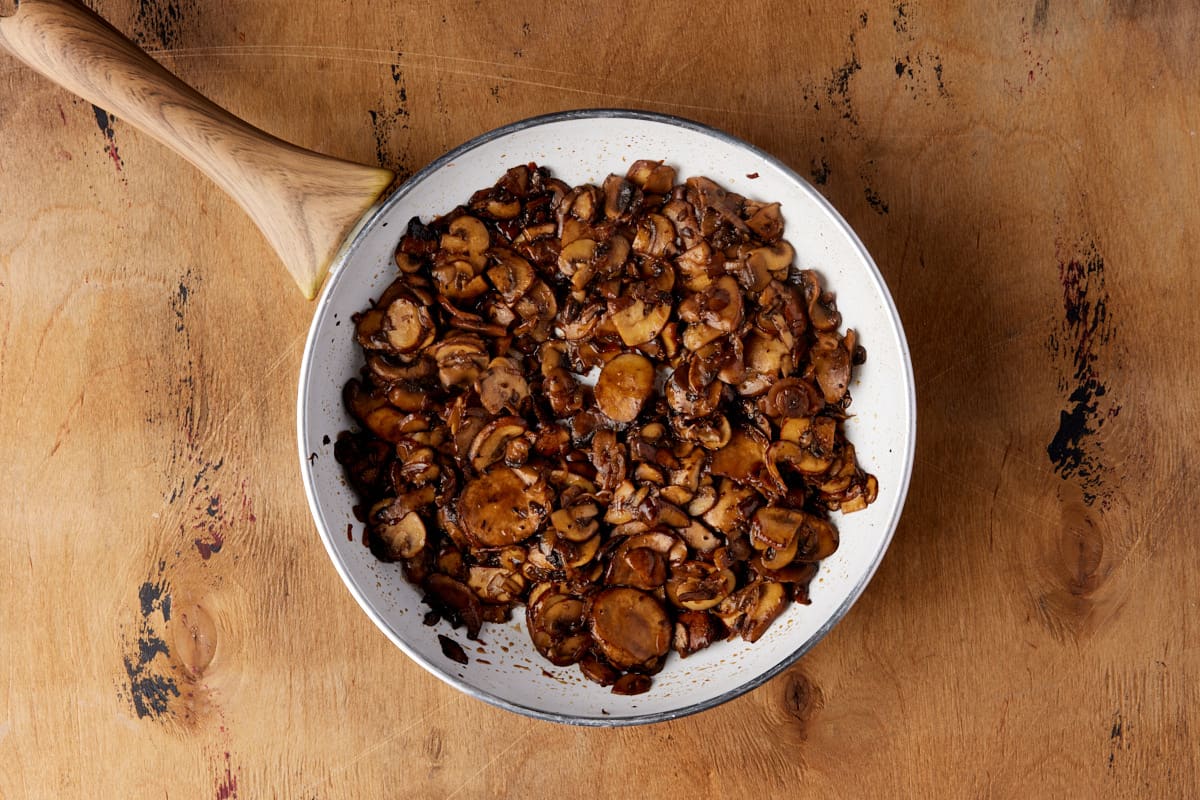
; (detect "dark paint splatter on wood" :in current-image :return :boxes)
[893,1,909,32]
[133,0,188,50]
[368,58,413,178]
[194,530,225,559]
[1046,239,1120,507]
[811,157,831,185]
[864,185,889,214]
[215,751,239,799]
[91,105,124,173]
[124,574,178,719]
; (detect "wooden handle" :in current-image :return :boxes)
[0,0,394,299]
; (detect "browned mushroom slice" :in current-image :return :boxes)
[467,417,527,472]
[610,293,673,346]
[710,427,769,485]
[561,184,601,223]
[476,357,530,415]
[594,353,655,424]
[702,479,759,535]
[626,159,676,193]
[526,589,591,666]
[512,280,558,341]
[602,174,643,221]
[686,176,751,234]
[467,565,526,604]
[354,308,387,351]
[795,515,839,562]
[579,653,620,687]
[801,271,843,332]
[746,241,794,281]
[665,368,722,418]
[541,529,601,569]
[673,611,725,658]
[431,258,489,302]
[810,332,852,404]
[557,237,597,283]
[632,213,678,258]
[716,579,788,643]
[424,573,484,640]
[605,545,667,590]
[486,249,536,303]
[699,275,744,333]
[596,234,632,275]
[611,674,653,695]
[661,199,702,250]
[766,440,834,493]
[760,377,823,420]
[588,587,672,670]
[440,214,490,258]
[368,507,427,561]
[749,506,806,555]
[666,561,737,611]
[381,296,435,354]
[343,380,407,443]
[745,202,784,242]
[550,503,600,543]
[366,353,435,384]
[458,466,551,547]
[677,519,722,553]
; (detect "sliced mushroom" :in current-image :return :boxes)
[745,202,784,242]
[716,579,788,643]
[423,573,484,639]
[626,159,676,194]
[467,565,526,604]
[632,213,678,258]
[605,546,667,590]
[588,587,671,670]
[610,294,673,346]
[673,611,725,658]
[594,353,655,423]
[746,241,794,281]
[603,174,642,221]
[666,561,737,611]
[760,377,823,419]
[467,417,527,472]
[550,503,601,543]
[368,507,427,561]
[810,332,851,404]
[476,357,530,415]
[441,214,490,257]
[527,588,591,666]
[486,249,536,303]
[458,466,551,547]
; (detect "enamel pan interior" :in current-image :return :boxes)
[298,109,916,726]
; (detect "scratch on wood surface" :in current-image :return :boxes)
[922,313,1055,386]
[443,726,536,800]
[127,44,800,119]
[295,697,458,795]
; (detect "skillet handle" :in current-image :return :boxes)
[0,0,394,299]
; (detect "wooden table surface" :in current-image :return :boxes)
[2,0,1196,796]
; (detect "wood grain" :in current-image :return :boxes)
[1,0,1198,797]
[0,0,393,298]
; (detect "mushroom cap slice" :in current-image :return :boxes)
[476,357,530,415]
[611,296,672,346]
[369,510,427,561]
[467,417,528,472]
[605,546,668,590]
[588,588,672,670]
[526,589,591,666]
[666,561,736,611]
[458,466,551,547]
[717,580,788,643]
[594,353,655,423]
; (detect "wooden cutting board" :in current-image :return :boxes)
[1,0,1195,796]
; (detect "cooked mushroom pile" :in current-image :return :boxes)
[334,162,877,695]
